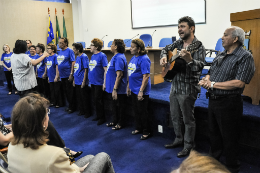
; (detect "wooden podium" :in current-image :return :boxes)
[83,47,164,85]
[231,9,260,105]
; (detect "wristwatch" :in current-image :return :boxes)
[113,88,117,91]
[211,82,215,90]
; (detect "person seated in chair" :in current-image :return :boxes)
[8,93,115,173]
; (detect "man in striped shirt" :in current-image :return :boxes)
[199,26,255,173]
[160,16,205,157]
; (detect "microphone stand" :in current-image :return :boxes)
[147,30,156,48]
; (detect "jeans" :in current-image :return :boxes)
[75,152,115,173]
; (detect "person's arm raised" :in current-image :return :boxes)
[31,52,49,66]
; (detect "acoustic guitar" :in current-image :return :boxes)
[161,41,202,81]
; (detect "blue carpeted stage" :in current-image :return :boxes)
[1,82,260,172]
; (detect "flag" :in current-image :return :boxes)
[47,15,55,45]
[56,15,61,46]
[63,16,67,38]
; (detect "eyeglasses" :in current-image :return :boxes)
[47,108,50,115]
[30,49,35,51]
[90,44,94,46]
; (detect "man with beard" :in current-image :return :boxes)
[160,16,205,157]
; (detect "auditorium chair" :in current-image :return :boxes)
[139,34,152,47]
[159,38,173,47]
[107,41,113,47]
[123,39,132,47]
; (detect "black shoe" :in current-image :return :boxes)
[165,142,183,149]
[140,133,151,140]
[67,109,74,114]
[73,151,83,158]
[84,114,91,118]
[92,117,99,121]
[177,148,191,158]
[77,112,84,116]
[97,119,105,125]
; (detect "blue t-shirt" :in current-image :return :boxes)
[128,54,151,95]
[74,53,89,85]
[105,53,127,94]
[57,48,75,78]
[47,54,58,82]
[1,53,12,71]
[29,54,39,72]
[88,52,108,86]
[37,54,47,78]
[26,50,30,55]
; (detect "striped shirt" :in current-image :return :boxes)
[208,46,255,95]
[10,53,37,91]
[160,36,206,94]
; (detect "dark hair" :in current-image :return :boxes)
[26,40,32,44]
[91,38,103,51]
[11,93,50,149]
[131,39,147,55]
[60,37,69,47]
[36,43,45,53]
[113,39,125,53]
[13,40,27,54]
[72,43,83,53]
[29,45,36,50]
[47,43,57,53]
[178,16,195,34]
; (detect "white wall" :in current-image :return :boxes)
[74,0,260,49]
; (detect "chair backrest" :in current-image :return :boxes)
[77,42,85,48]
[124,39,132,47]
[215,38,224,54]
[159,38,173,47]
[107,41,113,47]
[139,34,152,47]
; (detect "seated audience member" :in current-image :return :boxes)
[46,43,64,108]
[36,43,50,99]
[171,150,230,173]
[1,44,17,95]
[10,39,48,97]
[89,38,108,125]
[8,93,115,173]
[72,43,92,118]
[105,39,127,130]
[128,39,151,140]
[0,114,13,148]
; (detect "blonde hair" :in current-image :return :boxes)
[172,150,230,173]
[3,44,10,53]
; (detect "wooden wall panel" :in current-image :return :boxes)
[0,0,74,51]
[231,9,260,105]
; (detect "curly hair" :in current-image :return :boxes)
[11,93,50,149]
[91,38,103,51]
[178,16,195,34]
[72,42,83,53]
[113,39,125,53]
[47,43,57,53]
[13,40,27,54]
[131,39,147,55]
[36,43,45,53]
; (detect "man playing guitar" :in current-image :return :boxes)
[160,16,205,157]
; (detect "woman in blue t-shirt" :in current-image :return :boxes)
[105,39,128,130]
[88,38,108,125]
[46,43,65,108]
[72,43,91,118]
[0,44,17,95]
[127,39,151,140]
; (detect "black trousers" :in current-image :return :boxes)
[107,93,127,126]
[61,78,76,111]
[208,95,242,173]
[37,78,50,99]
[91,85,105,120]
[19,87,36,98]
[4,71,16,92]
[46,120,65,148]
[131,92,150,135]
[75,85,91,117]
[49,81,65,107]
